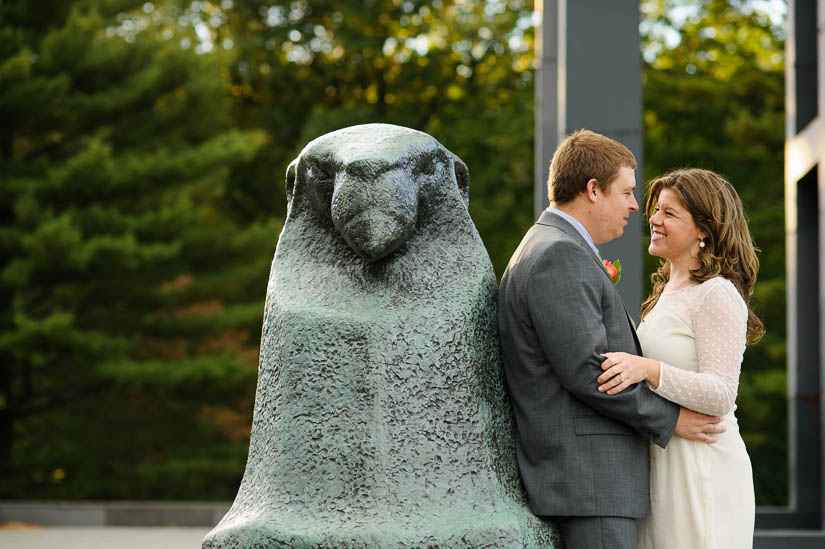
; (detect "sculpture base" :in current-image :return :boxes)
[203,505,558,548]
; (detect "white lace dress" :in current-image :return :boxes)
[636,277,754,549]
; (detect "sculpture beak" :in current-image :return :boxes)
[330,168,418,262]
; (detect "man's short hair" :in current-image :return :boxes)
[548,129,637,204]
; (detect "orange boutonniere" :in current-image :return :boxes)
[602,259,622,285]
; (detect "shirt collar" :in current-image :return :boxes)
[546,206,600,257]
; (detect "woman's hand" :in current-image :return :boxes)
[597,352,660,395]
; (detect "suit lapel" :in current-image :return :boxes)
[626,311,642,354]
[612,286,643,354]
[537,210,641,350]
[536,211,615,285]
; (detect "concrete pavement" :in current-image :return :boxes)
[0,526,211,548]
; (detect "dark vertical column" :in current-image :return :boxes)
[534,0,643,319]
[818,0,825,532]
[794,167,821,528]
[792,0,821,530]
[755,1,824,545]
[534,0,557,220]
[795,1,819,130]
[816,0,824,533]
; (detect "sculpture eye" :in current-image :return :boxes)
[310,163,334,193]
[304,159,336,218]
[413,150,439,176]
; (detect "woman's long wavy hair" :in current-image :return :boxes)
[640,169,765,344]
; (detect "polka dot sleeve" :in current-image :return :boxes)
[651,279,747,416]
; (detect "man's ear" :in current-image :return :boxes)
[585,178,600,203]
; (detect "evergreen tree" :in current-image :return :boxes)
[0,0,271,498]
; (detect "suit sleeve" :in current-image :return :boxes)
[526,240,679,448]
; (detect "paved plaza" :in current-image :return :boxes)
[0,526,211,548]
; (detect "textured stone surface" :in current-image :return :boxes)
[203,124,558,548]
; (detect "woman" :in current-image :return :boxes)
[595,168,764,548]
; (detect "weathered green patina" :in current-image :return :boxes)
[203,124,559,548]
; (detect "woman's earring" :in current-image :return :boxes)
[699,239,706,249]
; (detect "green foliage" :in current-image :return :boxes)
[641,0,787,505]
[212,0,536,273]
[0,0,269,499]
[1,0,537,501]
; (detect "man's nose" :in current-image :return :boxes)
[630,194,639,211]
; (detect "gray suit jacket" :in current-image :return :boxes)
[498,211,680,518]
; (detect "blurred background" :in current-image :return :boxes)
[0,0,787,507]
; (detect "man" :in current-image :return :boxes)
[498,130,725,548]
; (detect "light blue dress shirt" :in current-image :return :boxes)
[546,207,600,257]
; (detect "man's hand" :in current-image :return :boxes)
[674,407,726,443]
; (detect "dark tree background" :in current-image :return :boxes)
[0,0,788,504]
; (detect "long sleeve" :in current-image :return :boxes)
[651,279,747,416]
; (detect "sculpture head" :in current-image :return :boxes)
[286,124,469,262]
